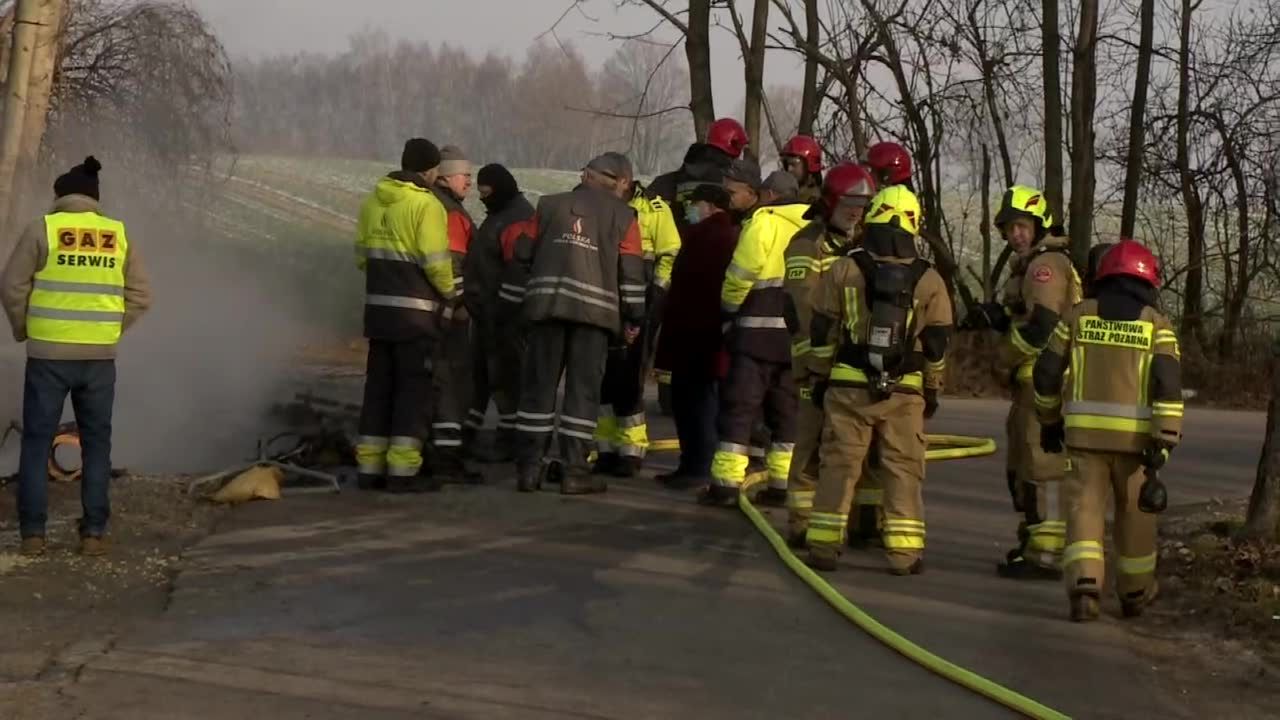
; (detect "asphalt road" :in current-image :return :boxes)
[53,398,1270,719]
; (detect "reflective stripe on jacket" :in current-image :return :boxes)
[28,212,129,345]
[997,237,1081,384]
[783,220,843,384]
[722,202,810,363]
[629,185,681,289]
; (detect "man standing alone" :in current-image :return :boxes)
[2,156,152,556]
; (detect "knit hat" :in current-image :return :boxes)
[438,145,472,177]
[54,156,102,200]
[689,183,731,210]
[762,170,799,201]
[723,157,762,189]
[401,138,441,173]
[585,152,633,180]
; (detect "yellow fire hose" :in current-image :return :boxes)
[647,435,1071,720]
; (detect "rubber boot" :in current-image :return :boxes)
[561,465,607,495]
[888,558,924,576]
[435,450,482,486]
[1121,581,1159,618]
[805,546,839,572]
[847,505,883,548]
[610,456,641,479]
[357,473,387,491]
[516,462,541,493]
[387,473,442,494]
[753,487,788,507]
[696,484,740,508]
[996,548,1064,580]
[786,529,808,550]
[592,452,619,477]
[1070,592,1101,622]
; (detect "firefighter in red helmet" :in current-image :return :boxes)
[1033,239,1182,621]
[866,142,913,190]
[780,135,824,203]
[649,118,749,228]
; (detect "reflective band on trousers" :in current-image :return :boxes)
[1063,540,1104,566]
[830,364,924,390]
[1064,401,1152,419]
[1117,552,1157,575]
[807,511,848,545]
[29,212,129,345]
[883,519,926,550]
[736,316,789,329]
[367,294,443,313]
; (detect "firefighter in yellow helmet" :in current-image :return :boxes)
[593,167,681,478]
[1032,239,1182,621]
[969,185,1081,580]
[804,186,952,574]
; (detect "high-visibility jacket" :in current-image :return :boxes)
[809,252,952,395]
[434,187,475,303]
[629,184,681,290]
[997,236,1081,385]
[1033,297,1184,454]
[27,212,129,345]
[516,185,645,333]
[722,202,810,364]
[783,220,847,383]
[355,172,455,341]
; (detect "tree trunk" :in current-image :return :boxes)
[686,0,715,140]
[0,0,43,237]
[1068,0,1098,269]
[1042,0,1066,229]
[981,142,993,300]
[969,5,1013,188]
[798,0,819,135]
[1215,114,1249,359]
[11,0,63,216]
[742,0,770,159]
[1120,0,1154,239]
[1244,343,1280,541]
[1176,0,1205,343]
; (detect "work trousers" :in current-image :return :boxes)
[710,353,796,491]
[17,358,115,539]
[515,321,610,473]
[807,388,926,571]
[430,317,471,471]
[670,370,717,477]
[595,337,649,459]
[1007,382,1068,567]
[1062,450,1158,604]
[357,338,433,482]
[787,382,885,538]
[467,316,525,446]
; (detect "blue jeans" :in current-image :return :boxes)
[17,358,116,538]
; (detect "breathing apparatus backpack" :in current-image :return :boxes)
[848,250,931,399]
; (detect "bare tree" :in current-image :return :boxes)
[1246,340,1280,540]
[1042,0,1065,225]
[1174,0,1206,344]
[797,0,819,134]
[1068,0,1099,268]
[0,0,52,230]
[1119,0,1155,239]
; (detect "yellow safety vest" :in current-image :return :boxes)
[27,212,129,345]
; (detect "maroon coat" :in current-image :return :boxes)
[655,211,740,378]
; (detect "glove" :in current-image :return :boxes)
[811,380,828,409]
[647,284,668,322]
[923,388,939,419]
[1039,421,1065,454]
[1143,442,1172,470]
[961,301,1009,333]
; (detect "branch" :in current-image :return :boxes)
[632,0,689,35]
[565,104,690,120]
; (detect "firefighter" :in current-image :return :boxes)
[649,117,749,227]
[783,162,876,545]
[428,145,481,484]
[512,152,646,495]
[1032,239,1182,621]
[593,168,681,478]
[865,141,914,191]
[804,185,952,574]
[972,185,1082,579]
[353,139,455,493]
[703,158,807,508]
[465,163,535,462]
[780,134,824,203]
[1,156,153,557]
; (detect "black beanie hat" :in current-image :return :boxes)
[54,156,102,200]
[401,138,442,173]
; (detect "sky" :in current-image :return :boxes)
[189,0,804,113]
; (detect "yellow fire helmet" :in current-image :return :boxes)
[864,185,922,236]
[994,184,1053,232]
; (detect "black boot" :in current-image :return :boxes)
[696,484,740,508]
[357,473,387,491]
[753,487,788,507]
[387,473,442,494]
[888,558,925,576]
[847,506,883,548]
[592,452,620,476]
[561,466,607,495]
[996,548,1063,580]
[656,471,708,491]
[1121,582,1159,618]
[610,456,641,478]
[516,463,541,493]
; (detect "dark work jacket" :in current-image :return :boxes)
[467,193,535,322]
[655,211,740,378]
[433,187,474,305]
[516,185,645,334]
[648,143,733,228]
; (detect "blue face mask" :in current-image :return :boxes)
[685,205,703,225]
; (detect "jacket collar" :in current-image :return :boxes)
[51,194,101,214]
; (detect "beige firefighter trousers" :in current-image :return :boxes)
[806,388,925,570]
[1062,449,1159,603]
[1007,381,1068,567]
[788,384,884,537]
